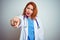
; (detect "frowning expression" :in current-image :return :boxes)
[25,4,33,17]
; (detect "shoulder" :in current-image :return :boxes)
[35,16,44,29]
[18,15,23,19]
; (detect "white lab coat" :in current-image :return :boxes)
[17,15,44,40]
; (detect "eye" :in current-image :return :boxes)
[27,7,33,11]
[27,7,30,9]
[31,9,33,11]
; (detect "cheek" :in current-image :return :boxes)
[30,10,33,15]
[30,11,33,14]
[25,8,28,13]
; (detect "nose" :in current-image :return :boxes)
[28,9,31,13]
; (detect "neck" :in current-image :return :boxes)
[28,16,31,19]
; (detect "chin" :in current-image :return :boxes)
[26,15,30,17]
[26,14,30,17]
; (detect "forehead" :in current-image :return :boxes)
[27,4,33,8]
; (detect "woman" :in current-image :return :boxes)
[10,2,44,40]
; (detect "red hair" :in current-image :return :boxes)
[23,2,38,19]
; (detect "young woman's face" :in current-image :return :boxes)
[25,4,33,17]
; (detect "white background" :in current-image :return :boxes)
[0,0,60,40]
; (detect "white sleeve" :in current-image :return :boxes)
[17,15,24,28]
[36,17,44,40]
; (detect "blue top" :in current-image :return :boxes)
[27,18,35,40]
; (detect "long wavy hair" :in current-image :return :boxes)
[23,2,38,19]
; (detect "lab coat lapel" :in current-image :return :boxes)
[24,17,39,40]
[24,17,28,40]
[34,20,39,40]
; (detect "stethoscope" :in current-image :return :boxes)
[23,16,40,40]
[23,16,40,29]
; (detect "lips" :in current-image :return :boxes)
[27,13,30,15]
[26,12,30,17]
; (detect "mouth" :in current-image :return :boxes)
[26,12,31,17]
[27,13,30,15]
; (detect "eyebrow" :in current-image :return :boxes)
[27,7,33,10]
